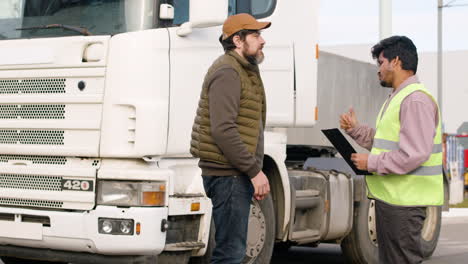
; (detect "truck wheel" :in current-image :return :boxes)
[243,195,275,264]
[190,196,275,264]
[340,198,379,264]
[341,199,443,264]
[420,206,442,259]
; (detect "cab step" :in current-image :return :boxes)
[164,242,205,251]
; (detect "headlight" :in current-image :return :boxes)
[101,220,113,233]
[98,218,134,235]
[97,181,166,206]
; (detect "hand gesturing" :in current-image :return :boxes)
[340,107,359,131]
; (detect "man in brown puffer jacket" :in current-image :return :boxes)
[190,13,271,264]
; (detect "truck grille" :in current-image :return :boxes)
[0,129,64,145]
[0,155,67,165]
[0,197,63,208]
[0,156,98,210]
[0,78,66,94]
[0,174,62,191]
[0,104,65,119]
[0,73,102,157]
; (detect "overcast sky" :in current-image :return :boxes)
[319,0,468,52]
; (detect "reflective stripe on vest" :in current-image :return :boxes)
[367,83,444,206]
[373,138,443,154]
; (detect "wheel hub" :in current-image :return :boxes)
[421,207,437,241]
[244,200,266,263]
[368,200,378,246]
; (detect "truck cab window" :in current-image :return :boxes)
[171,0,189,25]
[165,0,275,27]
[0,0,158,40]
[228,0,276,19]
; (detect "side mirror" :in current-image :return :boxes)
[159,4,175,20]
[176,0,228,37]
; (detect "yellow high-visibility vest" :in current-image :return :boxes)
[367,83,443,206]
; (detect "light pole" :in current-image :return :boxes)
[437,0,443,116]
[379,0,392,39]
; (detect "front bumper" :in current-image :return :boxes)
[0,205,168,255]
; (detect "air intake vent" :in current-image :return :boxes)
[0,104,65,119]
[0,130,64,145]
[0,197,63,208]
[0,79,66,94]
[0,155,67,165]
[0,174,62,191]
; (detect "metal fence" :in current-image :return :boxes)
[445,134,466,181]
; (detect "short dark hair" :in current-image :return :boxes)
[219,29,259,52]
[371,36,418,73]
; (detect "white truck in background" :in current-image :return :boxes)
[0,0,447,263]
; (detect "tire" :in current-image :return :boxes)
[419,178,446,259]
[341,197,443,264]
[341,198,379,264]
[420,206,442,259]
[243,195,275,264]
[189,195,275,264]
[1,257,66,264]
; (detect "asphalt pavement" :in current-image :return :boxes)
[425,209,468,264]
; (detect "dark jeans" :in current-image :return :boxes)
[375,200,426,264]
[203,175,254,264]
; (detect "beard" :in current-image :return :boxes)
[380,80,392,87]
[242,44,264,65]
[378,71,393,88]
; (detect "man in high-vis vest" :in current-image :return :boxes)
[340,36,443,264]
[190,14,271,263]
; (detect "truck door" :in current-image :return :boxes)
[166,0,294,155]
[166,0,223,155]
[234,0,296,127]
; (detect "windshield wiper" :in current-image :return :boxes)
[16,24,92,36]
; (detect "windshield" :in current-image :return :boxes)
[0,0,158,40]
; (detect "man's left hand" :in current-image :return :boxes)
[351,153,368,170]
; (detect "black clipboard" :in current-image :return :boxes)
[321,128,372,175]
